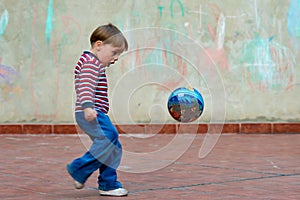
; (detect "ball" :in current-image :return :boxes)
[167,87,204,123]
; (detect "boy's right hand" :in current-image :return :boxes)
[83,108,98,121]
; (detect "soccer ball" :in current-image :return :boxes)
[167,87,204,123]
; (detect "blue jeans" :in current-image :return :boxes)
[67,111,122,190]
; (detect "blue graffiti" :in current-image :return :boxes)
[0,9,9,35]
[45,0,54,43]
[287,0,300,38]
[0,64,17,84]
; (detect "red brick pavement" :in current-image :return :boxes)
[0,134,299,199]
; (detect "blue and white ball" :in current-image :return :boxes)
[167,87,204,123]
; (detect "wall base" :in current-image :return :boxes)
[0,123,300,134]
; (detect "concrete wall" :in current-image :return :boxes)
[0,0,299,124]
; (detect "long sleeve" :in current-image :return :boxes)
[74,51,109,114]
[75,61,101,109]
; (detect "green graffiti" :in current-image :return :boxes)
[241,35,294,90]
[296,27,300,37]
[170,0,184,18]
[158,6,164,17]
[241,36,274,85]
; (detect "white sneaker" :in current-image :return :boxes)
[99,188,128,196]
[74,180,84,189]
[66,164,84,190]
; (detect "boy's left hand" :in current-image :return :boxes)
[83,108,98,121]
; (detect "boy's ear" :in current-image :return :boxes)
[95,40,103,47]
[93,40,103,51]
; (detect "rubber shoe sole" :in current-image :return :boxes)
[66,164,84,190]
[74,180,84,190]
[99,188,128,196]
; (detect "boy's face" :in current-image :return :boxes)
[93,41,124,66]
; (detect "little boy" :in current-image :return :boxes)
[67,23,128,197]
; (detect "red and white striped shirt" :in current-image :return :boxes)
[74,51,109,114]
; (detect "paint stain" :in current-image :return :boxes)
[287,0,300,38]
[0,64,17,84]
[45,0,54,43]
[170,0,184,18]
[241,36,295,91]
[0,9,9,35]
[158,6,164,17]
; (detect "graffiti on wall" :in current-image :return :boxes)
[0,1,83,120]
[45,0,54,43]
[113,0,296,93]
[241,36,294,91]
[28,0,82,120]
[0,63,20,110]
[0,9,8,35]
[0,8,21,107]
[0,0,299,121]
[0,64,17,84]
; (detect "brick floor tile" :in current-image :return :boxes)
[0,134,299,199]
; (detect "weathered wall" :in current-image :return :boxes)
[0,0,299,124]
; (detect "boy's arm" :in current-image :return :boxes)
[76,61,101,121]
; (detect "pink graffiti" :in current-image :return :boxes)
[30,2,82,120]
[134,45,187,89]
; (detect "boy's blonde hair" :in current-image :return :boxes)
[90,23,128,51]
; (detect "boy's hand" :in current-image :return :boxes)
[83,108,98,121]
